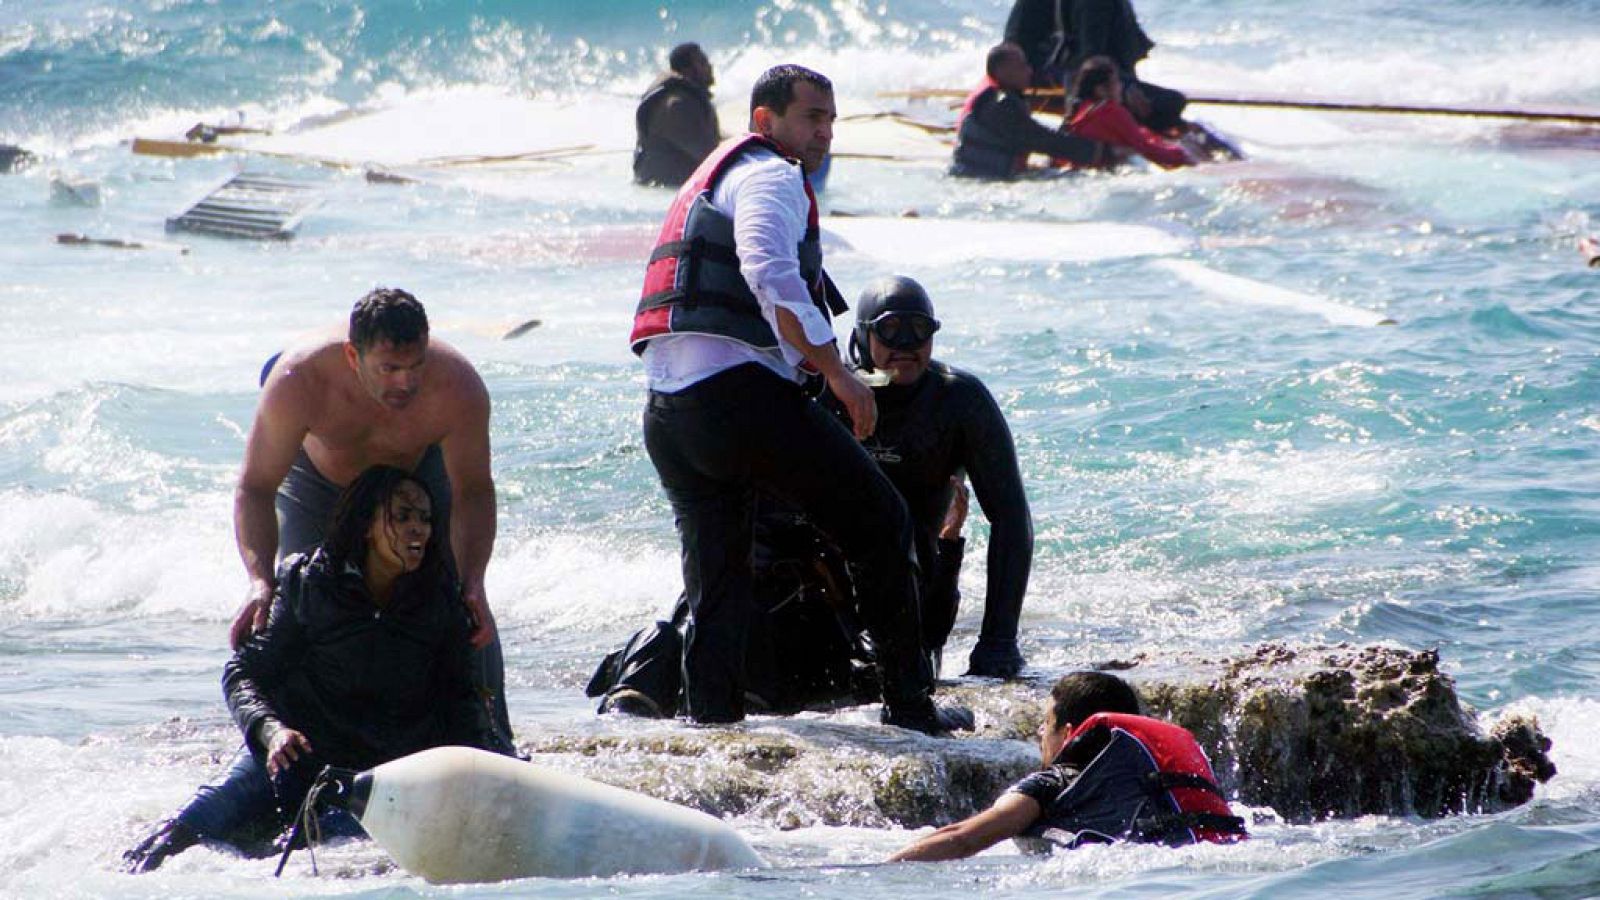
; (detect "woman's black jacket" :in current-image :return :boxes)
[223,550,495,773]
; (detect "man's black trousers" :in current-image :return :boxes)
[643,363,934,723]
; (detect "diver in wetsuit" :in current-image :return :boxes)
[590,276,1034,716]
[841,275,1034,677]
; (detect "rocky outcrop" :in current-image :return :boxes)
[518,643,1554,829]
[1136,643,1554,821]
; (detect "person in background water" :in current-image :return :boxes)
[890,671,1247,862]
[590,276,1034,717]
[629,64,970,735]
[124,467,508,872]
[1063,57,1196,169]
[1003,0,1188,133]
[633,42,722,187]
[1003,0,1069,86]
[951,42,1105,180]
[231,289,512,750]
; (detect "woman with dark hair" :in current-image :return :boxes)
[125,466,505,872]
[1063,56,1196,170]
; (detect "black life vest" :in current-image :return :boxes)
[951,80,1029,180]
[1029,713,1248,848]
[630,133,845,355]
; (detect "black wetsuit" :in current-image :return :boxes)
[633,75,720,187]
[951,85,1102,180]
[840,362,1033,675]
[589,360,1033,712]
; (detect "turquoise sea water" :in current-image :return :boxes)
[3,1,1600,896]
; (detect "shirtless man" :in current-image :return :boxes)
[230,287,511,745]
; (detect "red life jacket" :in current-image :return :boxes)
[630,133,843,355]
[1034,712,1247,847]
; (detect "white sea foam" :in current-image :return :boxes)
[0,489,239,619]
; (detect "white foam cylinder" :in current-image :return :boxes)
[349,746,766,884]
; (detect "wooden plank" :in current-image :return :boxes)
[1185,92,1600,125]
[875,88,1600,126]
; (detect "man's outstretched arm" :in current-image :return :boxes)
[890,792,1040,862]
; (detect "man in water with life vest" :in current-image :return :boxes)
[232,289,513,750]
[591,276,1035,716]
[630,64,970,735]
[890,671,1247,861]
[633,42,722,188]
[950,42,1105,180]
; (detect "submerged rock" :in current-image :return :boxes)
[518,643,1554,829]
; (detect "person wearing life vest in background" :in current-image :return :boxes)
[890,671,1247,862]
[633,42,722,188]
[1062,56,1197,170]
[951,42,1105,180]
[630,64,971,735]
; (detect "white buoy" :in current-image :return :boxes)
[339,746,765,884]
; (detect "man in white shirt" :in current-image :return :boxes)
[627,65,970,735]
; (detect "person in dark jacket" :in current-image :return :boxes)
[1003,0,1064,82]
[589,276,1034,717]
[1005,0,1187,132]
[124,466,505,873]
[633,42,721,187]
[890,671,1245,862]
[951,42,1104,180]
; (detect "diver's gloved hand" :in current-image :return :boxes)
[965,640,1025,679]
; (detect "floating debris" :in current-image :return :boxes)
[166,171,320,240]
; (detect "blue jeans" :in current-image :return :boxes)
[175,747,363,852]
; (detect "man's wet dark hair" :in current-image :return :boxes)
[750,64,833,116]
[323,465,444,585]
[349,287,429,354]
[986,42,1025,79]
[1049,671,1142,729]
[669,42,703,74]
[1069,56,1120,107]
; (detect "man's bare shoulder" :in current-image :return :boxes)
[427,338,488,395]
[258,333,351,417]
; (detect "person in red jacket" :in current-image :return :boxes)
[1063,56,1197,170]
[889,671,1246,862]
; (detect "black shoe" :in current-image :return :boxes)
[598,688,666,719]
[965,641,1025,679]
[123,819,199,874]
[882,701,975,736]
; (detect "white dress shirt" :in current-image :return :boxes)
[642,144,838,393]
